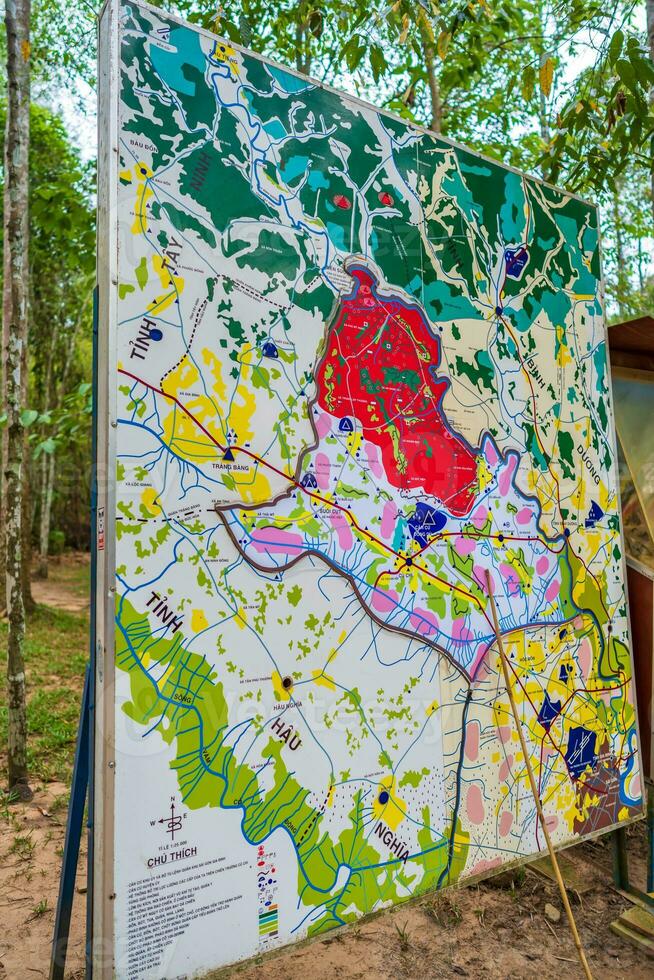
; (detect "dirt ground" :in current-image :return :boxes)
[0,786,652,980]
[1,555,653,979]
[30,553,90,615]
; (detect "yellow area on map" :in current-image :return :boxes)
[372,776,407,831]
[272,670,292,701]
[161,359,219,465]
[147,253,185,318]
[312,669,336,691]
[131,163,153,234]
[210,40,239,75]
[191,609,209,632]
[555,325,573,367]
[476,455,493,493]
[501,548,532,591]
[158,659,178,688]
[347,433,363,456]
[426,699,439,716]
[140,487,161,516]
[202,347,228,402]
[159,352,272,502]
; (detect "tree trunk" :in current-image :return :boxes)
[613,191,628,318]
[35,285,90,578]
[3,0,32,799]
[294,19,311,76]
[34,301,58,581]
[647,0,654,225]
[418,18,442,133]
[37,444,55,579]
[22,444,35,612]
[21,324,34,610]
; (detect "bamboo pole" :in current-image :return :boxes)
[484,570,593,980]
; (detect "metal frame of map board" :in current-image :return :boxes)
[93,1,644,976]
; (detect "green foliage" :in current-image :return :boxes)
[0,599,88,783]
[30,383,93,461]
[0,100,95,551]
[1,0,650,566]
[542,26,654,195]
[48,529,66,556]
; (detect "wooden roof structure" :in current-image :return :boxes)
[608,314,654,372]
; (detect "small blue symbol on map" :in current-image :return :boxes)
[339,417,354,432]
[585,500,603,528]
[301,472,318,489]
[537,692,561,731]
[558,662,573,683]
[149,327,163,341]
[378,790,390,805]
[223,447,235,462]
[262,341,278,358]
[407,503,447,547]
[505,246,528,279]
[564,726,597,780]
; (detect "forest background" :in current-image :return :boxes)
[0,0,653,792]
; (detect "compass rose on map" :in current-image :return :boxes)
[156,797,186,840]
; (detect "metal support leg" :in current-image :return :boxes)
[648,782,654,896]
[612,824,630,891]
[49,665,91,980]
[611,787,654,909]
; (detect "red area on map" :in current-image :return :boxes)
[316,265,479,516]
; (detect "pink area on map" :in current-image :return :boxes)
[497,724,512,744]
[475,565,494,593]
[409,608,439,637]
[597,689,616,708]
[466,784,485,825]
[498,453,518,496]
[371,588,399,614]
[365,441,384,479]
[631,773,642,800]
[485,440,499,466]
[455,534,476,557]
[472,506,488,529]
[499,810,513,838]
[465,720,480,762]
[314,452,331,490]
[536,556,549,575]
[577,637,592,681]
[250,527,303,556]
[544,815,558,833]
[452,618,473,642]
[516,506,532,525]
[545,579,560,602]
[330,511,353,550]
[500,562,520,592]
[314,411,332,439]
[381,500,398,540]
[469,857,502,876]
[499,755,513,782]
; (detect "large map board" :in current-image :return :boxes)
[95,2,643,975]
